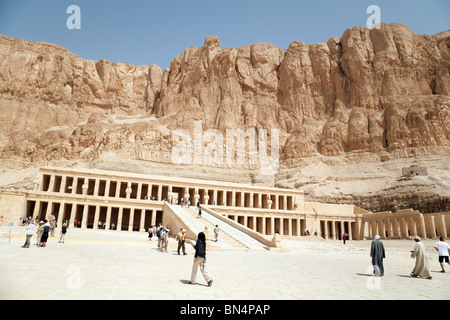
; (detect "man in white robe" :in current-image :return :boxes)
[410,236,432,279]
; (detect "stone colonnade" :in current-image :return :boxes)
[361,209,450,240]
[26,167,303,235]
[36,170,300,211]
[319,219,355,240]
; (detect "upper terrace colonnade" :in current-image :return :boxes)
[22,167,304,235]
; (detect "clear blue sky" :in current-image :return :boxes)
[0,0,448,69]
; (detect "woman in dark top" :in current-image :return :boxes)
[59,223,67,243]
[190,232,213,286]
[39,220,51,247]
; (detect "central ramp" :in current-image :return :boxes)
[163,203,269,251]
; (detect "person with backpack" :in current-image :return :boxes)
[156,223,162,249]
[190,232,213,286]
[158,227,165,252]
[177,228,187,255]
[58,223,67,243]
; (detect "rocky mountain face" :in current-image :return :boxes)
[0,23,449,212]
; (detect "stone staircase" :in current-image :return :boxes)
[182,206,248,250]
[182,206,268,251]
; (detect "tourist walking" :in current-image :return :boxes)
[190,232,213,286]
[50,219,56,237]
[36,221,44,245]
[177,228,187,255]
[198,207,202,218]
[343,232,348,244]
[148,225,153,240]
[157,224,162,249]
[163,226,170,252]
[434,236,450,273]
[39,220,51,247]
[410,236,432,279]
[370,235,385,276]
[59,223,67,243]
[214,225,219,242]
[22,222,35,248]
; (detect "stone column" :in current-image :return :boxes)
[324,220,329,239]
[104,179,111,198]
[270,217,275,235]
[288,218,292,236]
[81,205,88,229]
[262,216,266,235]
[129,208,135,231]
[137,183,143,200]
[105,206,112,230]
[140,209,146,232]
[93,179,100,197]
[69,204,77,227]
[115,181,121,198]
[399,218,407,238]
[71,177,78,195]
[348,221,353,240]
[117,207,123,231]
[33,200,41,221]
[436,214,447,238]
[391,219,399,238]
[93,205,100,229]
[45,201,53,220]
[151,209,157,226]
[48,175,56,192]
[213,189,218,206]
[57,202,65,228]
[148,184,153,199]
[428,215,437,239]
[157,184,162,201]
[417,215,427,239]
[332,221,337,240]
[60,176,68,194]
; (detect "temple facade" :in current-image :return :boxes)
[1,166,449,241]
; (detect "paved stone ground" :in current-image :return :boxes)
[1,225,449,301]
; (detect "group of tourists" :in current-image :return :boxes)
[370,235,450,279]
[21,219,67,248]
[146,223,213,286]
[148,223,171,252]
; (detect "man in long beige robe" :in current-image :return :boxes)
[410,236,432,279]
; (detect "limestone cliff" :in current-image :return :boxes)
[0,23,449,212]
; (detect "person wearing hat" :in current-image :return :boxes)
[410,236,432,279]
[36,221,44,245]
[177,228,187,255]
[22,221,35,248]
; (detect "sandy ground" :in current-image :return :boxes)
[1,225,449,301]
